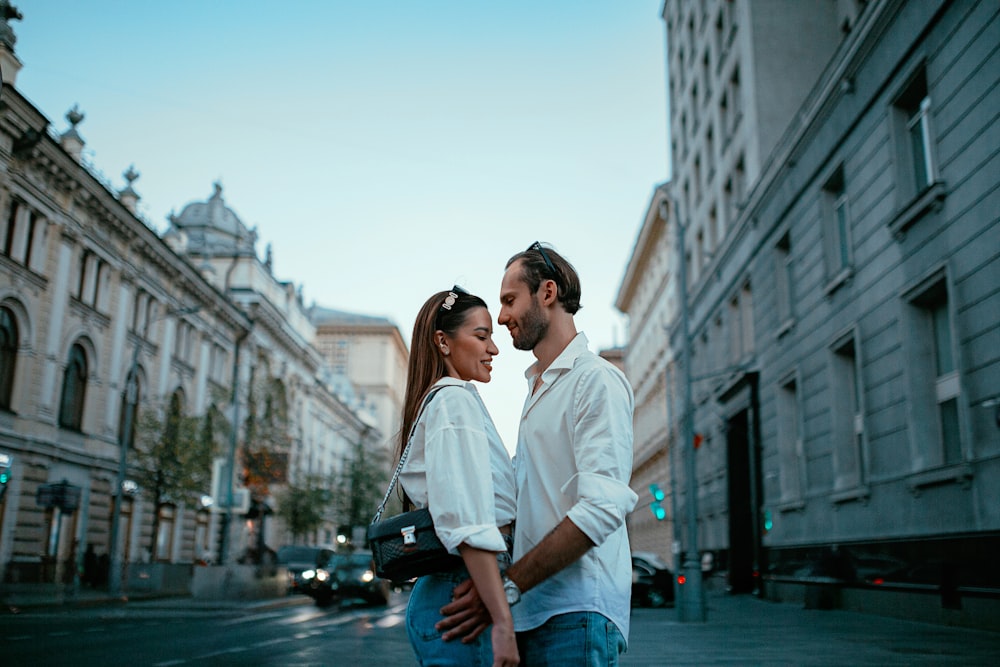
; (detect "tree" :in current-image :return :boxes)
[242,376,291,499]
[335,434,391,537]
[275,474,334,543]
[132,392,219,559]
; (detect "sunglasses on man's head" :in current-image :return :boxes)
[529,241,559,281]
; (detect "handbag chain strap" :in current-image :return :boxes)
[370,385,449,524]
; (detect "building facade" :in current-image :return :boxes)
[619,0,999,628]
[0,13,391,589]
[309,307,408,453]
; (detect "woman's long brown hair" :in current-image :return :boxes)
[397,288,489,466]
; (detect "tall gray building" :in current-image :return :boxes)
[618,0,998,629]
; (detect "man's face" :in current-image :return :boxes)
[499,261,549,351]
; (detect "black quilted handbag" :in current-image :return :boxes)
[368,387,462,582]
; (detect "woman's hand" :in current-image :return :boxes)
[490,620,519,667]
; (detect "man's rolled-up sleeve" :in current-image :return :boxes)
[565,473,638,545]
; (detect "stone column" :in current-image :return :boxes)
[104,278,133,435]
[38,232,76,416]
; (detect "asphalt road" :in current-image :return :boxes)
[3,594,413,666]
[5,589,999,666]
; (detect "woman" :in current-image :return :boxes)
[398,286,519,667]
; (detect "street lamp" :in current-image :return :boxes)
[662,196,707,622]
[108,303,200,597]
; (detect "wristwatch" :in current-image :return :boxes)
[502,574,522,606]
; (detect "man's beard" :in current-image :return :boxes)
[512,298,548,351]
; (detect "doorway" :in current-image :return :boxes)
[726,409,757,593]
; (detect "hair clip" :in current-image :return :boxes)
[441,292,458,310]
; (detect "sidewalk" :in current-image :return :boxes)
[623,592,1000,666]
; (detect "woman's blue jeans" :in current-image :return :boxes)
[406,568,494,666]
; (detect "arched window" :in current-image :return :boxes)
[118,368,143,448]
[0,306,17,410]
[58,343,88,430]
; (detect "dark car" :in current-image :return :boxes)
[276,545,334,595]
[632,551,674,608]
[301,551,391,607]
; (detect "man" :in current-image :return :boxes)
[439,242,638,665]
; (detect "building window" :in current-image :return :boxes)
[729,67,742,133]
[822,166,853,288]
[708,205,719,252]
[2,199,18,256]
[76,250,107,310]
[777,375,803,503]
[740,283,754,357]
[333,340,349,375]
[1,200,45,271]
[904,276,964,469]
[774,233,794,331]
[23,212,38,269]
[132,289,155,334]
[58,343,88,431]
[727,295,741,366]
[156,504,176,562]
[0,306,17,410]
[830,333,866,490]
[893,66,938,201]
[195,510,210,563]
[118,368,142,448]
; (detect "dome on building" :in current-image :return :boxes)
[166,181,257,256]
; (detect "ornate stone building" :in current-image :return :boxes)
[0,12,394,589]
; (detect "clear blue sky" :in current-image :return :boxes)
[14,1,668,450]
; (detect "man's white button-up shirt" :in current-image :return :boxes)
[511,332,638,641]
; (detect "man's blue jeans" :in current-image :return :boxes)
[516,611,626,666]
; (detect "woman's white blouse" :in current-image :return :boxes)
[399,377,516,555]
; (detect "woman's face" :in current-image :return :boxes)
[440,306,499,383]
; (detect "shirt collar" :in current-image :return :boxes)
[434,376,474,389]
[524,332,590,382]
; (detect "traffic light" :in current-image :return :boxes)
[649,483,666,521]
[0,453,10,503]
[762,509,773,533]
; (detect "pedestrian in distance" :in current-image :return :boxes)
[437,242,638,666]
[398,286,519,667]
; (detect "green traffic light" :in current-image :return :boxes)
[0,472,8,484]
[651,502,666,520]
[649,483,665,502]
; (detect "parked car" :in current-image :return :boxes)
[631,551,674,608]
[276,545,334,595]
[301,551,391,607]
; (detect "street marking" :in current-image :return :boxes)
[253,637,294,647]
[218,610,287,626]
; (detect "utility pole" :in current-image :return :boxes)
[671,196,707,622]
